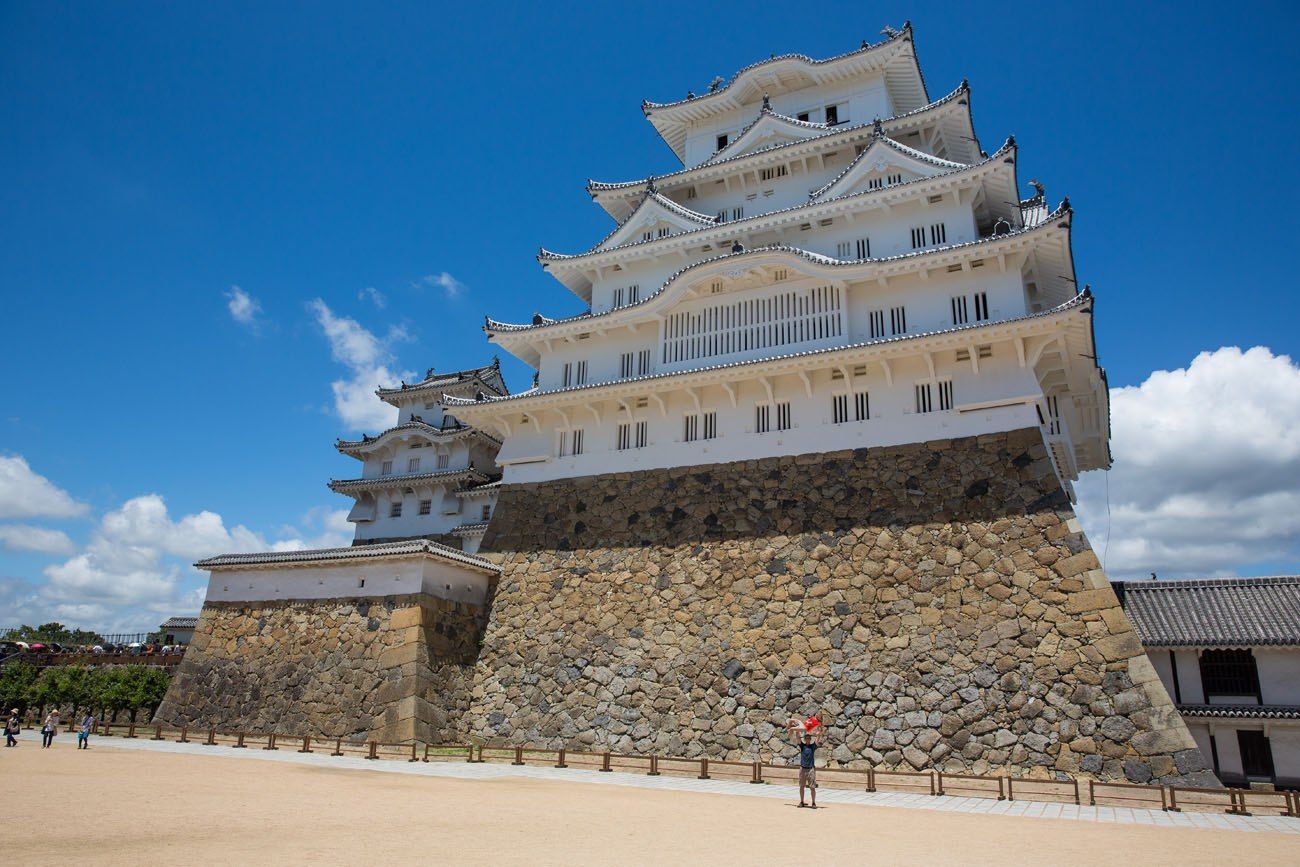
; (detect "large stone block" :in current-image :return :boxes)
[471,428,1213,784]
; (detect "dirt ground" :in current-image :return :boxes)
[1,739,1293,866]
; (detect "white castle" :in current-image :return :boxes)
[446,26,1109,494]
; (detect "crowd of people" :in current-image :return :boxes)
[4,707,98,750]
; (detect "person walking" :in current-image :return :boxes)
[77,712,96,749]
[4,709,19,747]
[788,715,826,808]
[40,709,60,748]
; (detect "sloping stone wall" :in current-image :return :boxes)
[472,428,1215,785]
[155,594,483,743]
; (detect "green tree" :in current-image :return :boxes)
[0,662,38,718]
[2,622,105,645]
[123,666,170,721]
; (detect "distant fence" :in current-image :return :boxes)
[0,629,160,646]
[52,720,1300,820]
[12,650,185,670]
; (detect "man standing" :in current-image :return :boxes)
[41,709,60,748]
[4,709,19,747]
[77,712,96,749]
[788,716,826,808]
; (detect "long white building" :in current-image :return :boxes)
[448,26,1109,492]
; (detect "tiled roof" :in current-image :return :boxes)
[540,138,1014,265]
[807,128,975,201]
[195,539,501,574]
[456,287,1092,408]
[335,420,499,454]
[328,468,488,494]
[375,361,506,398]
[159,617,199,629]
[642,25,914,112]
[501,192,1058,337]
[1177,704,1300,720]
[451,521,490,537]
[1114,576,1300,648]
[588,81,972,196]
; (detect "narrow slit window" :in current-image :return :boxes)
[407,457,420,473]
[572,428,584,455]
[380,460,393,476]
[562,363,573,388]
[938,380,954,411]
[832,394,849,424]
[755,404,771,434]
[436,453,449,469]
[951,295,969,325]
[635,420,648,448]
[389,501,403,518]
[684,414,698,442]
[911,226,926,249]
[930,223,947,244]
[716,133,728,151]
[868,309,885,339]
[915,383,933,414]
[890,306,907,335]
[620,352,634,379]
[855,238,869,258]
[575,360,587,385]
[974,291,989,321]
[775,402,791,431]
[418,499,431,516]
[616,422,631,451]
[702,410,717,439]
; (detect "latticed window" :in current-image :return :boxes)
[1199,649,1261,699]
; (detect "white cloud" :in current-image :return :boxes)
[0,524,76,555]
[358,286,387,309]
[225,285,263,329]
[419,271,466,299]
[1075,346,1300,579]
[0,455,88,519]
[308,298,412,431]
[270,507,353,552]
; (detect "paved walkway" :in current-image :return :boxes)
[95,737,1298,835]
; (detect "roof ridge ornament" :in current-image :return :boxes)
[762,93,771,112]
[708,76,723,93]
[872,117,884,138]
[1029,178,1045,200]
[731,240,745,253]
[645,176,658,196]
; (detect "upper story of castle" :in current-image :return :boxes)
[450,27,1110,492]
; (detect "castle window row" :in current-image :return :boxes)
[835,238,870,259]
[561,360,588,387]
[551,380,957,459]
[662,284,843,365]
[612,284,640,308]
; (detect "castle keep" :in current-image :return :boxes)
[158,25,1216,785]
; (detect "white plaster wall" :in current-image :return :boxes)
[495,366,1044,484]
[204,558,492,606]
[1255,649,1300,704]
[1269,729,1300,783]
[1150,650,1176,703]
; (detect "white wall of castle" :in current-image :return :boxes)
[204,557,493,606]
[681,76,893,167]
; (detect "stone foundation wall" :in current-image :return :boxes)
[472,428,1215,786]
[154,594,483,743]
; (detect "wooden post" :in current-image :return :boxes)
[475,744,484,763]
[554,748,567,769]
[299,735,312,754]
[233,732,247,748]
[1006,777,1015,802]
[331,737,343,756]
[263,733,277,751]
[1159,786,1168,812]
[1071,778,1080,806]
[512,745,525,766]
[423,743,431,763]
[409,742,419,763]
[204,727,215,746]
[365,741,378,760]
[152,724,164,741]
[126,722,137,739]
[936,772,945,796]
[866,766,875,793]
[1088,779,1095,806]
[1235,789,1252,817]
[996,776,1005,801]
[750,760,763,784]
[600,751,612,772]
[467,744,476,763]
[698,757,710,780]
[648,755,660,776]
[1166,786,1179,812]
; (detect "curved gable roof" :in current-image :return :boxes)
[706,103,830,164]
[810,126,978,201]
[590,189,716,253]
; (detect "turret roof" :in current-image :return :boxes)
[806,125,971,200]
[375,360,506,404]
[327,467,489,495]
[641,25,928,160]
[335,419,500,457]
[195,538,500,575]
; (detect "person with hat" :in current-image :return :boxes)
[5,709,21,747]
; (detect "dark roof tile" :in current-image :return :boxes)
[1115,576,1300,647]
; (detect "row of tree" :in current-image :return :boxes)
[2,622,106,645]
[0,663,171,723]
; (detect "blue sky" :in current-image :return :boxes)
[2,1,1299,629]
